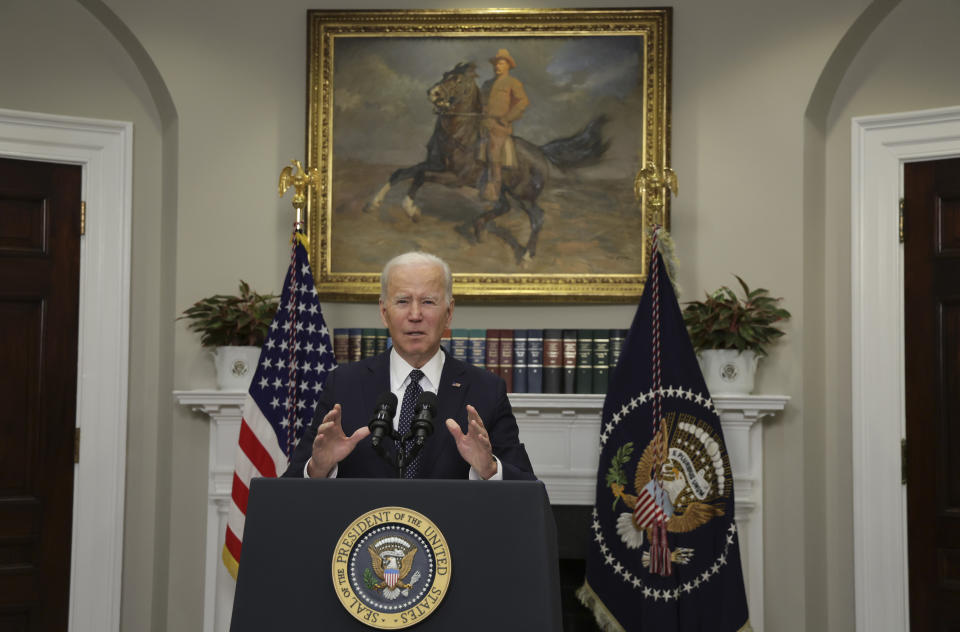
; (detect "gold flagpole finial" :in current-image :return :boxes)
[278,159,320,230]
[634,162,678,227]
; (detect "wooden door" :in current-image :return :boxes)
[903,156,960,631]
[0,157,82,631]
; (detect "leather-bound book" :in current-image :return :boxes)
[468,329,487,369]
[543,329,563,394]
[451,329,470,361]
[562,329,578,394]
[576,329,594,394]
[499,329,514,392]
[512,330,528,394]
[592,329,610,395]
[375,328,388,354]
[361,328,378,359]
[485,329,500,376]
[348,328,362,362]
[526,329,543,394]
[333,328,349,365]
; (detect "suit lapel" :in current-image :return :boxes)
[358,351,391,431]
[419,354,468,471]
[436,354,468,424]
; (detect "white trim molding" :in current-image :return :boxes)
[0,108,132,632]
[173,391,246,632]
[851,105,960,632]
[175,390,786,632]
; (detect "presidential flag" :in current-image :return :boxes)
[578,232,751,631]
[222,232,336,579]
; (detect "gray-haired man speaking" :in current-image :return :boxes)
[283,251,535,481]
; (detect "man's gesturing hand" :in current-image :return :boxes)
[445,404,498,480]
[306,404,370,478]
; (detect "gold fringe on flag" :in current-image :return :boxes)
[578,581,754,632]
[222,544,239,581]
[294,231,310,250]
[576,581,626,632]
[654,226,680,294]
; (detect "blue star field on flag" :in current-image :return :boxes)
[251,235,337,458]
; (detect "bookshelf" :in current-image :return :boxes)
[334,328,628,395]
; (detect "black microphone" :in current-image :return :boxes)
[411,391,439,446]
[368,391,398,448]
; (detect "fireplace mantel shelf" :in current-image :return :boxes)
[175,389,787,632]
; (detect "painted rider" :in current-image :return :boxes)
[479,49,529,202]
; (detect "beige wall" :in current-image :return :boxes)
[819,0,960,628]
[0,1,170,628]
[3,0,959,629]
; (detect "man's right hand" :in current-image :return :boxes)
[306,404,370,478]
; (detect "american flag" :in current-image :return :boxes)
[222,232,336,579]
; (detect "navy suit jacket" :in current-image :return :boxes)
[282,351,536,480]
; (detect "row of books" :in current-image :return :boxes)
[332,328,628,394]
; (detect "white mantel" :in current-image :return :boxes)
[174,390,787,632]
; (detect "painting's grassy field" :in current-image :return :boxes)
[329,158,644,276]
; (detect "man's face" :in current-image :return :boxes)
[494,59,510,75]
[379,263,454,368]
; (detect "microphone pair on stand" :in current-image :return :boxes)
[368,390,438,478]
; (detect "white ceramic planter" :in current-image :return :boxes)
[697,349,759,395]
[212,345,261,391]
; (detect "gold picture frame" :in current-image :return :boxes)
[306,8,672,303]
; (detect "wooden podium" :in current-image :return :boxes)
[231,478,562,631]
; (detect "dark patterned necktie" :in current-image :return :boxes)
[397,369,425,478]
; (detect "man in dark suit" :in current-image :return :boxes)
[283,251,535,480]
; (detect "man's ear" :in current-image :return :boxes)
[445,298,455,327]
[379,299,389,328]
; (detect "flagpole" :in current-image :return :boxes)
[275,158,321,453]
[634,161,679,577]
[222,160,335,581]
[580,161,753,631]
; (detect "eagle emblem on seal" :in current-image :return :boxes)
[607,413,731,567]
[365,536,422,601]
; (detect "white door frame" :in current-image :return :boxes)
[0,108,131,632]
[851,105,960,632]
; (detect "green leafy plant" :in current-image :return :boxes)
[178,280,279,347]
[682,276,791,356]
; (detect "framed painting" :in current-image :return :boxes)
[306,8,672,302]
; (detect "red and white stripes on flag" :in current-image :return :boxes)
[633,481,669,529]
[222,400,290,578]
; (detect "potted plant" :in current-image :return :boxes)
[682,276,791,395]
[179,280,279,390]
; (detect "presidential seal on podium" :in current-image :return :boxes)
[332,507,452,629]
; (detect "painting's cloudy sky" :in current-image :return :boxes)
[330,35,646,175]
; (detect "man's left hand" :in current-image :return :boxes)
[446,404,498,480]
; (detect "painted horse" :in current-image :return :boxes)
[364,61,610,264]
